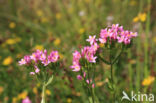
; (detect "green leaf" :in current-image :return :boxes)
[45,75,53,86]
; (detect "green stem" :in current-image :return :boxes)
[110,64,114,86]
[41,83,46,103]
[110,63,116,102]
[109,46,116,102]
[91,88,95,103]
[136,0,144,92]
[99,55,111,65]
[128,51,133,90]
[88,88,99,103]
[144,0,151,78]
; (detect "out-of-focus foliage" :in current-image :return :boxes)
[0,0,156,103]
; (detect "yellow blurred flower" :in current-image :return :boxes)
[34,45,44,50]
[56,13,62,19]
[41,17,49,23]
[5,37,21,45]
[12,97,18,103]
[37,10,43,17]
[46,89,51,96]
[142,76,155,86]
[96,81,104,87]
[67,98,72,103]
[79,28,85,34]
[139,13,146,22]
[9,22,16,29]
[2,56,13,66]
[54,38,61,46]
[6,39,16,45]
[133,17,139,23]
[33,87,38,94]
[0,86,4,94]
[18,91,28,99]
[133,12,147,23]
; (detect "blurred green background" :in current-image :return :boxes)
[0,0,155,103]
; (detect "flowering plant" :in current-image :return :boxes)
[70,38,99,103]
[70,24,137,102]
[19,49,60,103]
[98,24,137,101]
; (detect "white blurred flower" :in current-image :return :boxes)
[79,11,85,16]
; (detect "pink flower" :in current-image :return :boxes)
[34,65,40,73]
[100,29,108,38]
[99,38,107,43]
[30,50,42,63]
[83,72,86,78]
[86,35,97,45]
[111,24,119,30]
[99,24,137,45]
[86,79,90,84]
[73,50,81,63]
[48,51,59,62]
[24,56,31,64]
[18,59,26,65]
[124,37,131,44]
[39,50,47,61]
[71,63,81,72]
[91,43,99,52]
[30,72,35,75]
[92,83,95,88]
[41,59,50,66]
[18,55,31,65]
[86,79,92,84]
[81,46,90,57]
[22,97,32,103]
[82,47,97,63]
[130,32,138,37]
[117,36,125,43]
[77,75,82,80]
[88,56,97,63]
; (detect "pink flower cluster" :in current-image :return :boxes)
[70,36,99,72]
[18,49,59,75]
[70,24,138,88]
[99,24,138,44]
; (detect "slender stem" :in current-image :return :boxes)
[109,45,114,86]
[144,0,151,77]
[128,51,133,90]
[110,64,114,86]
[92,88,95,103]
[99,55,111,65]
[41,83,46,103]
[109,46,116,102]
